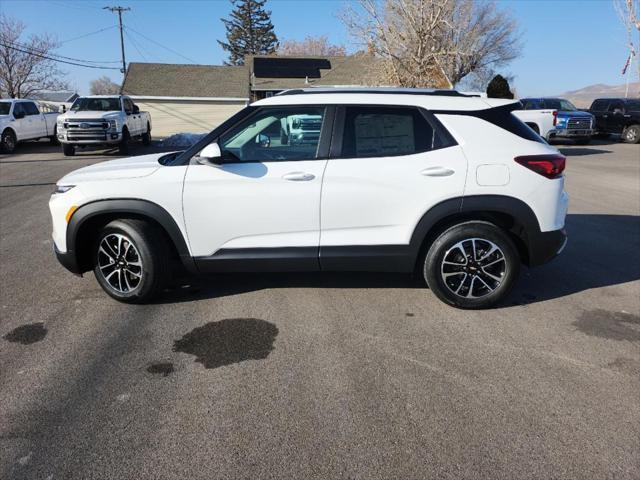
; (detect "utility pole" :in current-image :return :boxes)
[103,6,130,74]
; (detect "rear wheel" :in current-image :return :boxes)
[423,222,520,309]
[62,143,75,156]
[1,129,16,153]
[93,219,170,303]
[622,125,640,144]
[119,128,131,154]
[142,124,151,146]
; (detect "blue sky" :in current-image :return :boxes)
[1,0,632,96]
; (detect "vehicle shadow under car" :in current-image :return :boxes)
[154,213,640,308]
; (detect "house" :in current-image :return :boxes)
[31,90,79,103]
[121,63,250,137]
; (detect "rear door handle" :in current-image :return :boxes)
[421,166,455,177]
[282,172,315,181]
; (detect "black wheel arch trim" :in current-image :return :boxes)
[66,198,196,274]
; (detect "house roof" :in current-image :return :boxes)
[31,90,79,102]
[121,62,250,99]
[249,55,385,90]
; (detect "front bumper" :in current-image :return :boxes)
[527,228,567,267]
[549,128,594,138]
[58,131,122,145]
[54,243,82,276]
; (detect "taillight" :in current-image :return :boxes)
[552,110,558,126]
[514,154,566,179]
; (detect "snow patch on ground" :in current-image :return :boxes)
[161,133,206,147]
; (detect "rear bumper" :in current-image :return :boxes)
[54,244,82,276]
[527,228,567,267]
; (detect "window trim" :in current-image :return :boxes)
[329,104,457,160]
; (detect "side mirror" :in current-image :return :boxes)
[59,105,66,113]
[256,133,270,148]
[197,142,222,165]
[14,110,25,119]
[133,105,140,114]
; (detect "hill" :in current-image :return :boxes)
[556,82,640,107]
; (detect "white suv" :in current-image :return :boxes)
[49,88,568,309]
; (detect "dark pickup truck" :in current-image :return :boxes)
[588,98,640,143]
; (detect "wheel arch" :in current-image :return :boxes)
[67,199,196,274]
[2,126,17,141]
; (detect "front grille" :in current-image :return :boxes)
[64,118,109,141]
[300,122,321,131]
[567,117,591,130]
[67,131,107,141]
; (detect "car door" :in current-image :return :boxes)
[319,105,465,270]
[122,98,139,135]
[182,105,333,271]
[606,100,626,133]
[24,101,46,137]
[11,102,30,140]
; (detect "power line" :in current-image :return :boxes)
[59,25,118,45]
[124,25,198,64]
[3,39,120,65]
[0,43,121,70]
[124,29,148,62]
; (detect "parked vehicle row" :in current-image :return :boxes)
[50,87,568,309]
[587,97,640,143]
[516,97,595,144]
[0,99,59,153]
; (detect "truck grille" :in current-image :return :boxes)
[567,118,591,130]
[64,119,109,141]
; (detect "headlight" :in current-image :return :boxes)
[108,120,117,130]
[57,120,64,128]
[53,185,75,194]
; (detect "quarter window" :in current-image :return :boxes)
[341,106,436,158]
[13,103,25,117]
[590,100,609,111]
[219,107,326,162]
[23,102,40,115]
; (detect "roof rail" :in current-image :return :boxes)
[276,87,479,98]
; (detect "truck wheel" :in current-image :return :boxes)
[62,143,75,156]
[622,125,640,144]
[119,128,131,155]
[93,219,170,303]
[574,137,591,145]
[142,124,151,146]
[1,129,16,153]
[50,126,60,145]
[422,221,520,309]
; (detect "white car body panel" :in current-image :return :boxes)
[0,100,58,142]
[512,109,556,140]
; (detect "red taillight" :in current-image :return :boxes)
[552,110,558,126]
[514,154,566,179]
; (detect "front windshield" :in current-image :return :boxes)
[0,102,10,115]
[544,99,577,111]
[70,97,121,112]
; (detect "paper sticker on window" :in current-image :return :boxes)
[354,114,415,156]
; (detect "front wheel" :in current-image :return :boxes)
[62,143,75,156]
[423,222,520,309]
[142,124,151,146]
[93,219,170,303]
[1,129,16,153]
[574,137,591,145]
[622,125,640,144]
[119,128,131,154]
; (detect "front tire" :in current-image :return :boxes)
[93,219,170,303]
[574,137,591,145]
[423,222,520,309]
[1,129,17,153]
[50,126,60,145]
[119,128,130,154]
[622,125,640,144]
[62,143,75,156]
[142,124,151,146]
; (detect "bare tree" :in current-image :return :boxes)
[278,36,347,56]
[614,0,640,95]
[0,14,68,98]
[340,0,521,88]
[90,76,120,95]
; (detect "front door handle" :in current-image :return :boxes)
[282,172,315,181]
[421,166,455,177]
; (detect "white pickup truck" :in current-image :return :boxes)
[512,107,557,141]
[0,99,60,153]
[56,95,151,156]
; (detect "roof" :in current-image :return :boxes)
[276,87,476,97]
[122,62,250,99]
[31,91,78,102]
[249,55,386,91]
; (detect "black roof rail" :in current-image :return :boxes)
[276,87,479,98]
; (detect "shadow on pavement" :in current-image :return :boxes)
[156,214,640,308]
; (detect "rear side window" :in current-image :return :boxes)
[341,106,445,158]
[626,100,640,111]
[590,100,609,111]
[522,99,541,110]
[608,101,624,112]
[23,102,40,115]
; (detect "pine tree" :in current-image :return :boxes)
[486,74,514,99]
[218,0,278,66]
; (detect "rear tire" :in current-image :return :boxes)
[62,143,75,156]
[423,222,520,309]
[142,124,151,146]
[119,128,131,154]
[1,129,16,153]
[93,219,170,303]
[622,125,640,144]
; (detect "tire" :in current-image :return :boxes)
[119,128,130,155]
[423,221,520,309]
[142,124,151,146]
[1,129,17,153]
[62,143,75,156]
[574,137,591,145]
[526,123,540,135]
[50,126,60,145]
[93,219,170,303]
[622,125,640,144]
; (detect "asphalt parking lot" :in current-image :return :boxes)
[1,139,639,479]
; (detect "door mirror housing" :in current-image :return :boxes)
[256,133,270,148]
[197,142,223,165]
[133,105,140,114]
[59,105,66,113]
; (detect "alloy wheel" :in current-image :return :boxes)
[439,238,506,298]
[97,233,143,293]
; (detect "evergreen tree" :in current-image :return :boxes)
[486,74,514,99]
[218,0,278,66]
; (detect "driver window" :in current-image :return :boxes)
[219,107,325,163]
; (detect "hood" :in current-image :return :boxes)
[557,110,593,118]
[57,152,167,184]
[61,110,120,120]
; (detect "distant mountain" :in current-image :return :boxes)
[556,82,640,107]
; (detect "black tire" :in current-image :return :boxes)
[574,137,591,145]
[62,143,75,156]
[423,221,520,309]
[119,128,131,154]
[593,132,610,139]
[1,129,17,153]
[93,219,170,303]
[526,123,540,135]
[622,125,640,144]
[50,126,60,145]
[142,124,151,146]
